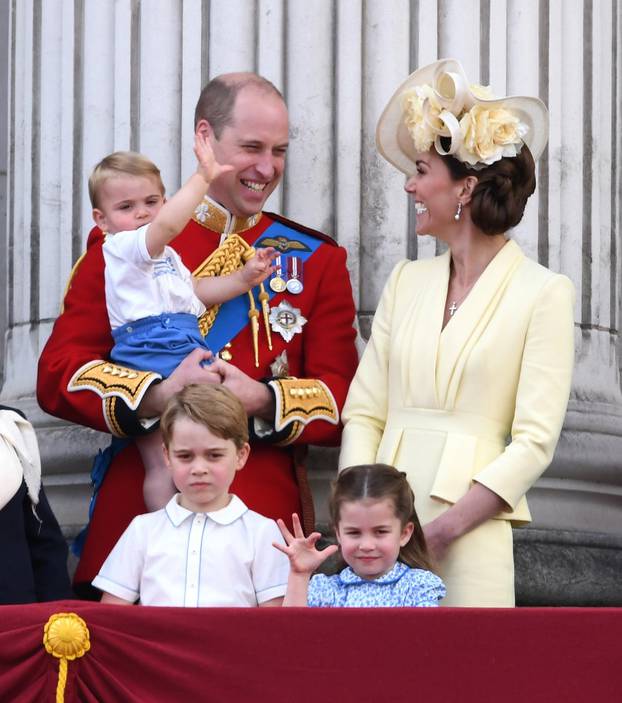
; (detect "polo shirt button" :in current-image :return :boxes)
[126,326,133,333]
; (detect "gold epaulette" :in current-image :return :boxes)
[268,377,339,445]
[67,360,161,411]
[193,233,255,337]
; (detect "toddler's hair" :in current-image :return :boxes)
[330,464,433,572]
[88,151,165,209]
[160,384,249,449]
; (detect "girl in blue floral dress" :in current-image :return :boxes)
[274,464,445,607]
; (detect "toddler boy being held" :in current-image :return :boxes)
[92,385,288,607]
[88,136,275,511]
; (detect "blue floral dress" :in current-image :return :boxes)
[307,562,445,607]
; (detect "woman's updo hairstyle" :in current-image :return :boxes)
[440,140,536,235]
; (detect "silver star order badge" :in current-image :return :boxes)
[268,300,307,343]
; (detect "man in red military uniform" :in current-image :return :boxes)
[37,73,358,597]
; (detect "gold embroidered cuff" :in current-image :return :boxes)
[67,360,161,412]
[268,378,339,435]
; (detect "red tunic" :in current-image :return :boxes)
[37,204,358,588]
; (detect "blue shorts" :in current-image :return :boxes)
[110,312,210,378]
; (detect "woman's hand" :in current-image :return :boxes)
[423,483,509,563]
[423,518,456,563]
[273,513,338,575]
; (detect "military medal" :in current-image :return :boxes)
[269,300,307,343]
[270,255,287,293]
[286,256,304,294]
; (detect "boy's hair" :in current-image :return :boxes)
[329,464,434,572]
[88,151,165,209]
[194,73,284,137]
[160,384,249,449]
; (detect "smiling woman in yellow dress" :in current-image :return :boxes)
[338,59,575,607]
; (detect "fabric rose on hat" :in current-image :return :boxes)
[402,85,444,152]
[457,105,528,167]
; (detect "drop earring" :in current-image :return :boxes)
[454,201,463,221]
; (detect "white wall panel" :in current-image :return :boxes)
[140,2,183,192]
[112,0,134,151]
[506,0,540,259]
[81,2,115,239]
[437,0,480,78]
[335,0,363,304]
[546,0,563,274]
[359,0,410,311]
[208,0,256,75]
[180,0,207,181]
[39,0,64,317]
[283,0,334,233]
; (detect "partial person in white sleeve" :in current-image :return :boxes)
[338,59,575,607]
[93,385,288,607]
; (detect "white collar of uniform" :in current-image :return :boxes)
[192,195,261,240]
[165,493,249,527]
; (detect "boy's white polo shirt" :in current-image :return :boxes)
[92,494,289,607]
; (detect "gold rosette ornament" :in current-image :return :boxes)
[43,612,91,703]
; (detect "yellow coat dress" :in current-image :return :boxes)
[339,240,575,606]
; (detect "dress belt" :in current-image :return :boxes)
[385,407,508,444]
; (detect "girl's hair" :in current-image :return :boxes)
[329,464,434,572]
[439,140,536,235]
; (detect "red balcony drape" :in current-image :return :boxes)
[0,600,620,702]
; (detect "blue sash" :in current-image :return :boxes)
[206,221,322,352]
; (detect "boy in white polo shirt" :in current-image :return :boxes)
[92,384,288,607]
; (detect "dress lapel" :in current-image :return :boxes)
[435,240,524,408]
[394,253,449,409]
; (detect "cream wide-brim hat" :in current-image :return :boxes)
[376,58,549,175]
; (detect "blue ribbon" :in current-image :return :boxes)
[206,221,322,353]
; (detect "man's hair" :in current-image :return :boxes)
[160,384,249,449]
[88,151,165,209]
[194,73,284,137]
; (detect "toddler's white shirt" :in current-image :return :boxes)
[92,494,289,606]
[103,224,205,329]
